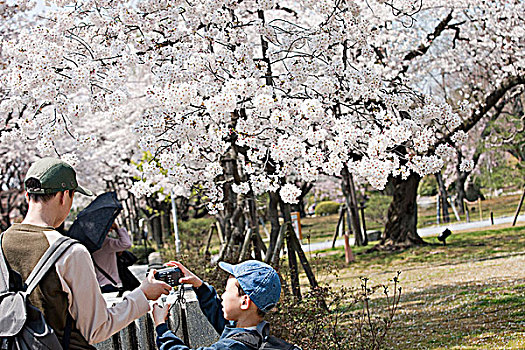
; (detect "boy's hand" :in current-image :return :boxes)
[140,270,172,300]
[164,261,203,288]
[152,303,171,327]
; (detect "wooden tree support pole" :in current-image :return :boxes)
[238,228,253,262]
[359,204,367,240]
[332,206,345,248]
[253,229,267,255]
[513,186,525,226]
[463,199,470,223]
[288,223,328,310]
[268,223,287,265]
[215,221,225,245]
[449,196,461,221]
[203,225,215,257]
[285,225,301,300]
[288,224,318,289]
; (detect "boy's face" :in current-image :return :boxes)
[221,276,245,321]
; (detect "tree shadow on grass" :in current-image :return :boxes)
[380,278,525,349]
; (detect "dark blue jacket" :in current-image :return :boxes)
[156,282,266,350]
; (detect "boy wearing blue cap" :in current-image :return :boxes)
[152,260,282,350]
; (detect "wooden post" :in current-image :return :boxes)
[436,194,441,225]
[463,199,470,223]
[490,211,494,225]
[449,196,461,221]
[512,187,525,226]
[259,217,271,240]
[344,234,354,264]
[360,203,367,239]
[478,198,483,221]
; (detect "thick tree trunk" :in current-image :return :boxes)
[379,173,426,249]
[455,171,468,215]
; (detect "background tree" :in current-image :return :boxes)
[367,0,525,249]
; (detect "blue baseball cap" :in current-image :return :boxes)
[219,260,281,313]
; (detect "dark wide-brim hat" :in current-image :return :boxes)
[24,157,92,196]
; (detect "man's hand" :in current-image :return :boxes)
[140,270,172,300]
[164,261,203,288]
[152,303,171,327]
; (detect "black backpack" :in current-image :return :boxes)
[230,332,301,350]
[0,233,77,350]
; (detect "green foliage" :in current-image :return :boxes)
[418,175,438,196]
[315,201,341,216]
[173,217,215,255]
[364,193,391,228]
[476,154,524,192]
[161,217,216,262]
[129,245,156,264]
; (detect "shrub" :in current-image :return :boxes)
[269,265,402,350]
[171,217,215,255]
[315,201,341,216]
[364,194,391,228]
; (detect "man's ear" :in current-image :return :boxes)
[240,295,251,310]
[58,191,67,205]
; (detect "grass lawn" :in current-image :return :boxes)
[292,193,523,245]
[294,224,525,349]
[199,193,523,252]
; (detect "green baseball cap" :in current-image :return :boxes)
[24,157,93,196]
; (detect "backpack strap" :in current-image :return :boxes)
[62,312,73,350]
[24,236,78,296]
[0,232,10,293]
[229,332,262,350]
[92,258,118,286]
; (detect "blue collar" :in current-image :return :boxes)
[224,320,269,339]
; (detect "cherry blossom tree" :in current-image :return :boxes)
[4,1,522,258]
[364,0,525,248]
[1,0,467,261]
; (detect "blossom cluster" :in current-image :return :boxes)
[2,0,519,210]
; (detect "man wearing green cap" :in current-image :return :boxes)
[1,157,172,349]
